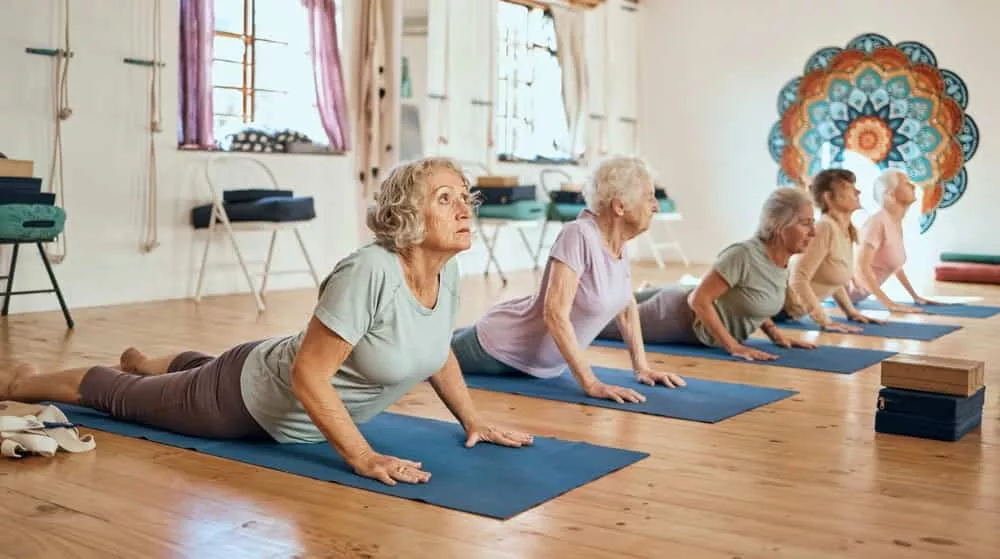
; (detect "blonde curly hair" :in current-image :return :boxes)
[366,156,474,251]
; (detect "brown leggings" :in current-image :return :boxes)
[78,341,271,440]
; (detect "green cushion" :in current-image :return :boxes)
[658,198,676,213]
[548,203,587,222]
[940,252,1000,265]
[0,204,66,241]
[476,199,546,221]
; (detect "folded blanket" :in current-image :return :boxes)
[0,401,96,459]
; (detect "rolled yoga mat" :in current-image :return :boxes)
[591,339,896,374]
[57,404,647,520]
[463,366,798,423]
[775,316,961,341]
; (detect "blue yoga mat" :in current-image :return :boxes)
[58,404,646,520]
[464,366,797,423]
[828,299,1000,318]
[775,316,961,341]
[592,339,895,374]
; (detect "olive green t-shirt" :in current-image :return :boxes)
[692,237,788,347]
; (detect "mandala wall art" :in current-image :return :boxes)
[768,33,979,233]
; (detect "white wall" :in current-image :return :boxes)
[640,0,1000,283]
[412,0,645,275]
[0,0,361,314]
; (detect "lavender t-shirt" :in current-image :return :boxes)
[475,210,633,378]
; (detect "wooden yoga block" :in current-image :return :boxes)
[880,354,985,397]
[560,182,583,192]
[0,158,34,178]
[475,175,519,188]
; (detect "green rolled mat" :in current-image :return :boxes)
[940,252,1000,265]
[475,199,546,220]
[0,204,66,241]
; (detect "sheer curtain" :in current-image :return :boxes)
[178,0,214,148]
[550,5,588,158]
[302,0,350,152]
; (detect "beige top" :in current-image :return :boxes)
[783,215,861,324]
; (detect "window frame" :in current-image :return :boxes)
[495,0,580,165]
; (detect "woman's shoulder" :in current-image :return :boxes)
[320,243,399,293]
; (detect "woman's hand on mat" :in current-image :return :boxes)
[584,381,647,404]
[349,449,431,486]
[464,424,535,448]
[727,344,778,361]
[914,296,941,306]
[820,321,863,334]
[847,312,884,325]
[773,337,817,350]
[634,368,687,388]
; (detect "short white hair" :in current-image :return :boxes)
[366,156,471,251]
[756,187,813,242]
[583,156,654,214]
[873,168,907,204]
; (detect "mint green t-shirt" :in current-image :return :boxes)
[240,243,461,443]
[692,237,788,347]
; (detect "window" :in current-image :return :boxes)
[496,1,578,162]
[211,0,343,150]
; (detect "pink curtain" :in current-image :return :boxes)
[303,0,351,152]
[178,0,215,148]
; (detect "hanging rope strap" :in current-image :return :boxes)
[45,0,72,264]
[141,0,163,253]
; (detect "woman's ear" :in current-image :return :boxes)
[611,197,626,216]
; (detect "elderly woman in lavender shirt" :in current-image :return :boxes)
[450,156,686,404]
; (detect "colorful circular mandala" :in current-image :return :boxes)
[768,33,979,233]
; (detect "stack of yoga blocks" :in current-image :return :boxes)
[875,354,986,442]
[935,252,1000,285]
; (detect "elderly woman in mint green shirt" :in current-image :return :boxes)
[0,156,533,487]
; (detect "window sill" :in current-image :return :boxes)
[177,145,348,157]
[497,154,581,166]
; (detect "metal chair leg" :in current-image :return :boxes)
[1,243,19,317]
[35,242,74,328]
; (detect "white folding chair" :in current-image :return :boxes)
[193,155,320,312]
[461,161,546,286]
[639,211,690,268]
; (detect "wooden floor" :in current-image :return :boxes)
[1,262,997,558]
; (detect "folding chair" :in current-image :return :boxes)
[0,238,73,328]
[193,155,320,312]
[639,211,691,268]
[462,161,547,286]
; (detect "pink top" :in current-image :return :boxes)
[475,210,633,378]
[848,209,906,301]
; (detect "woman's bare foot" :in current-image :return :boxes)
[638,280,653,290]
[1,362,41,400]
[119,347,149,374]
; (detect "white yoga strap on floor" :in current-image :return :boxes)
[0,401,96,459]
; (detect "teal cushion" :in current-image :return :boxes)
[940,252,1000,265]
[658,198,676,213]
[0,204,66,241]
[476,199,546,220]
[548,203,587,222]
